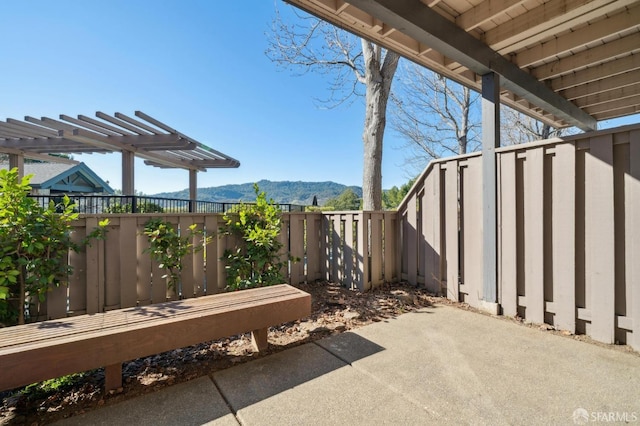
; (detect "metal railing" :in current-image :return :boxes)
[27,195,306,214]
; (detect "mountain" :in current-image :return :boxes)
[151,180,363,206]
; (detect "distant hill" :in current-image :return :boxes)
[152,180,362,206]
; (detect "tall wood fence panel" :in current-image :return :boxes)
[396,123,640,350]
[32,210,398,322]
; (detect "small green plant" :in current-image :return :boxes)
[21,372,88,400]
[219,184,292,291]
[0,168,108,326]
[143,218,211,291]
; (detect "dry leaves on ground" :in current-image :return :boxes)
[1,281,437,425]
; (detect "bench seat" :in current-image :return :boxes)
[0,284,311,392]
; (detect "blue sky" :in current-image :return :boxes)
[0,0,415,194]
[1,1,638,194]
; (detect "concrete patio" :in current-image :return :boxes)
[56,304,640,425]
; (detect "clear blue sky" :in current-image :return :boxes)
[0,0,415,194]
[1,1,637,194]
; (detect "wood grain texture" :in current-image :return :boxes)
[0,284,311,392]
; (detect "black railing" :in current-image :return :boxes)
[27,195,306,214]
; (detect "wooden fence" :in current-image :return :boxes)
[25,123,640,351]
[397,123,640,350]
[30,211,399,322]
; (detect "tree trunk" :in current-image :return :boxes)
[361,41,399,211]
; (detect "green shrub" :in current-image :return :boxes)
[0,168,108,326]
[143,218,211,292]
[219,184,290,291]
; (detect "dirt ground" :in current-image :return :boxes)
[0,281,437,425]
[1,281,637,425]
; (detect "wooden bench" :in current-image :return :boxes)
[0,284,311,392]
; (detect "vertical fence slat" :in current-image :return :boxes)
[553,143,576,332]
[587,134,616,344]
[406,194,418,285]
[85,217,104,314]
[629,130,640,351]
[524,148,545,324]
[444,161,459,301]
[431,165,442,294]
[104,218,121,309]
[278,214,290,283]
[192,219,205,298]
[164,217,179,301]
[332,215,342,283]
[204,215,220,294]
[462,158,482,306]
[499,152,518,316]
[370,212,383,288]
[422,176,434,291]
[343,215,354,289]
[357,212,370,291]
[68,220,87,315]
[136,219,152,306]
[289,214,305,284]
[321,214,330,281]
[179,216,196,299]
[119,216,138,308]
[306,214,322,282]
[383,212,398,282]
[419,187,429,287]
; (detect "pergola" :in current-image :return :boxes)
[287,0,640,311]
[0,111,240,198]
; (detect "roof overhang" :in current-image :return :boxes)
[287,0,640,130]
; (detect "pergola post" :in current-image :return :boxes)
[122,151,135,196]
[9,154,24,180]
[481,72,500,314]
[189,169,197,213]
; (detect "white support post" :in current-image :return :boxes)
[481,72,500,314]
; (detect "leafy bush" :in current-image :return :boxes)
[0,168,108,325]
[105,201,164,213]
[143,218,211,292]
[219,184,289,291]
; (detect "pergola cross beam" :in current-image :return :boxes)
[0,111,240,197]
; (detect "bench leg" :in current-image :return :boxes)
[104,363,122,391]
[251,327,268,352]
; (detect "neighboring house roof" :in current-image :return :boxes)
[0,162,114,194]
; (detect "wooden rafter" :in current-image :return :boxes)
[287,0,640,128]
[0,111,240,171]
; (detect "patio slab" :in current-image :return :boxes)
[53,304,640,425]
[54,376,238,426]
[317,305,640,424]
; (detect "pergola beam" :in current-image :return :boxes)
[1,111,240,197]
[345,0,597,131]
[63,129,206,171]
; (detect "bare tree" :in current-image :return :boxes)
[266,7,399,210]
[390,62,480,173]
[391,63,577,171]
[500,107,577,145]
